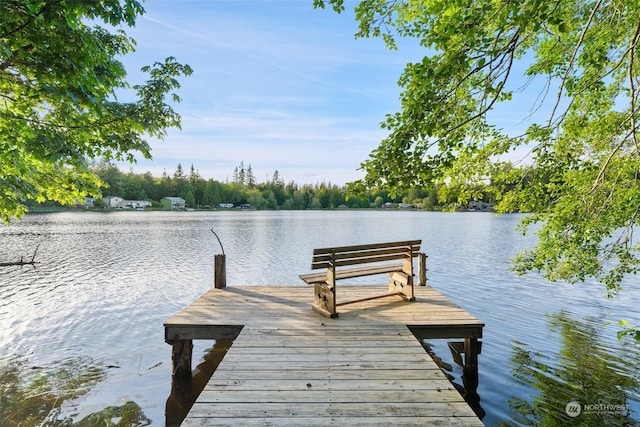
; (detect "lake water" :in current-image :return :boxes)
[1,210,639,426]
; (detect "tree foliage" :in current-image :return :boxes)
[0,0,192,224]
[316,0,640,295]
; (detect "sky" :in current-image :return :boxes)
[114,0,538,186]
[110,0,415,185]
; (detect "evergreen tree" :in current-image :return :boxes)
[173,163,186,195]
[246,165,256,188]
[236,161,246,185]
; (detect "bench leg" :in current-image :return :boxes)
[388,271,415,301]
[313,283,337,318]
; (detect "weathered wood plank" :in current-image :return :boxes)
[208,368,446,381]
[182,416,482,427]
[336,291,404,306]
[236,333,416,342]
[300,263,405,284]
[204,378,454,391]
[186,401,477,418]
[196,389,466,403]
[226,346,426,354]
[216,359,436,370]
[312,240,422,255]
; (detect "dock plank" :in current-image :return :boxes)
[185,402,480,421]
[179,416,477,426]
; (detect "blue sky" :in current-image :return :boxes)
[112,0,416,185]
[116,0,539,185]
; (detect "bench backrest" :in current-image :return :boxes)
[310,240,422,270]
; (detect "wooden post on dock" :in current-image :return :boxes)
[214,254,226,289]
[463,337,479,390]
[418,252,428,286]
[170,339,193,378]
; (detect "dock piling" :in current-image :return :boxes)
[419,252,428,285]
[214,254,226,289]
[170,339,193,378]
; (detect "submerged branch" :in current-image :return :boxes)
[0,244,40,267]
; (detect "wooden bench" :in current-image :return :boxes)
[299,240,425,318]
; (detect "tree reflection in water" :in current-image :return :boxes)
[502,311,639,426]
[0,356,150,426]
[165,339,233,427]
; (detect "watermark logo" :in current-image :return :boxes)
[565,401,630,418]
[565,401,582,418]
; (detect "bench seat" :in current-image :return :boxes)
[299,263,405,285]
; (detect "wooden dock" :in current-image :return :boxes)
[165,285,484,426]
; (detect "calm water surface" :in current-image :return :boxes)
[1,210,639,426]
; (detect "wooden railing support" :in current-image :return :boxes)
[214,254,226,289]
[419,252,428,286]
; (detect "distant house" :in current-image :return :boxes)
[103,196,124,208]
[161,197,186,210]
[74,197,95,208]
[124,200,152,210]
[102,196,151,209]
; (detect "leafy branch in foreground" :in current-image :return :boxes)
[0,0,192,223]
[317,0,640,296]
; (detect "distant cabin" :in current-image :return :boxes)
[161,197,186,210]
[102,196,151,209]
[103,196,125,208]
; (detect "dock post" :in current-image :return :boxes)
[418,252,428,286]
[463,337,479,390]
[171,339,193,378]
[214,254,226,289]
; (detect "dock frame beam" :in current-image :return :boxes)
[164,325,243,378]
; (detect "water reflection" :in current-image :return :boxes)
[501,311,639,426]
[0,356,150,426]
[419,339,486,420]
[165,340,232,427]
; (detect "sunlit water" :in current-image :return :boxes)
[1,210,639,426]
